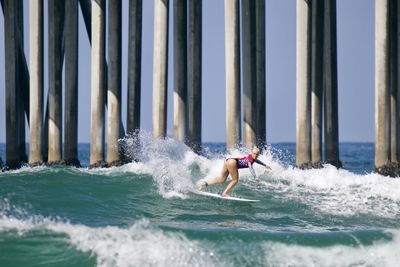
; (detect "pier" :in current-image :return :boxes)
[296,0,341,169]
[0,0,397,176]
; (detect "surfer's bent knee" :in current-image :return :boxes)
[218,176,227,184]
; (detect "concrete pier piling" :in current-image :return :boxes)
[225,0,241,150]
[29,0,44,165]
[255,0,266,148]
[296,0,311,167]
[188,0,202,153]
[4,0,20,168]
[173,0,188,142]
[242,0,257,148]
[375,0,390,170]
[389,0,398,163]
[16,0,27,164]
[373,0,400,176]
[64,0,80,167]
[323,0,341,168]
[296,0,342,169]
[107,0,122,165]
[310,0,324,165]
[2,0,31,166]
[90,0,106,166]
[152,0,169,139]
[48,0,64,164]
[79,0,126,138]
[127,0,143,134]
[396,0,400,164]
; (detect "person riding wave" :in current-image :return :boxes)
[196,147,271,197]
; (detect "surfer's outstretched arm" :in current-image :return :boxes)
[255,159,271,170]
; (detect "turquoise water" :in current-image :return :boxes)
[0,138,399,267]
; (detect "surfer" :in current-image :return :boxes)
[196,147,271,197]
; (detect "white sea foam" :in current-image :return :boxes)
[0,164,48,177]
[260,164,400,218]
[0,212,219,267]
[263,230,400,267]
[48,219,219,267]
[0,203,50,235]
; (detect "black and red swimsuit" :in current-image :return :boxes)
[230,154,266,178]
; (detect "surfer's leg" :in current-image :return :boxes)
[199,160,230,188]
[222,160,239,196]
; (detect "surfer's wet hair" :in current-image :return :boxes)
[252,147,260,155]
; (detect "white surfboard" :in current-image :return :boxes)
[189,189,259,203]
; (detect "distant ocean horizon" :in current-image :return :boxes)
[0,141,375,173]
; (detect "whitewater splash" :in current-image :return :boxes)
[261,165,400,218]
[107,133,400,219]
[0,210,400,267]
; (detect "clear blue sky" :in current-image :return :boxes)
[0,0,374,143]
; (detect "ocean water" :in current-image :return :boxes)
[0,137,399,267]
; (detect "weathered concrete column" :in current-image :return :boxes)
[48,0,64,164]
[389,0,398,162]
[79,0,125,139]
[375,0,390,169]
[16,0,27,163]
[107,0,122,165]
[0,0,30,135]
[127,0,143,134]
[242,0,257,148]
[90,0,106,166]
[323,0,341,168]
[64,0,80,166]
[4,0,20,168]
[187,0,202,153]
[311,0,324,164]
[4,0,30,125]
[225,0,241,149]
[396,0,400,160]
[173,0,188,142]
[255,0,266,148]
[2,0,29,105]
[29,0,44,165]
[152,0,169,139]
[296,0,311,167]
